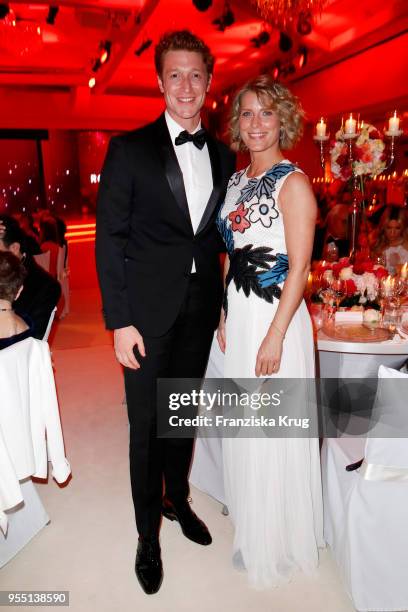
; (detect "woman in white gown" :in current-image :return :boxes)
[216,75,324,589]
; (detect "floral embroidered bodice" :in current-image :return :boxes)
[217,161,303,309]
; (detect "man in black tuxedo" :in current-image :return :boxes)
[0,215,61,339]
[96,30,235,594]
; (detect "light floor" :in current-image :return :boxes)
[1,287,355,612]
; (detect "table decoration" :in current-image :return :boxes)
[313,111,404,261]
[322,323,393,343]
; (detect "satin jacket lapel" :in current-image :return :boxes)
[153,114,193,231]
[196,135,222,235]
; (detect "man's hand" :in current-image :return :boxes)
[114,325,146,370]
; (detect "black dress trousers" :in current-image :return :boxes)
[124,273,216,539]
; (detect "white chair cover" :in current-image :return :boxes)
[322,365,408,611]
[33,251,50,273]
[0,338,71,531]
[0,479,49,568]
[42,306,57,342]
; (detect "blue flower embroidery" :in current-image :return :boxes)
[228,169,245,189]
[258,254,289,288]
[216,210,234,254]
[236,163,296,205]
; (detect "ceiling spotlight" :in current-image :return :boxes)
[297,11,312,36]
[0,4,9,19]
[46,6,59,25]
[250,30,270,48]
[297,46,308,68]
[134,38,152,57]
[212,3,235,32]
[193,0,212,11]
[99,40,111,65]
[279,32,293,53]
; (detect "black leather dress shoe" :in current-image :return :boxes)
[162,498,212,546]
[135,538,163,595]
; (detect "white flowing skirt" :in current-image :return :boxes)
[223,284,324,588]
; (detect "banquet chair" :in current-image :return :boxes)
[0,337,71,566]
[33,251,51,273]
[321,365,408,612]
[57,245,70,318]
[42,306,57,342]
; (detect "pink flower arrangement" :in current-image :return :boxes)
[330,123,386,180]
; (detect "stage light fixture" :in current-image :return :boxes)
[88,76,96,88]
[46,6,59,25]
[297,46,308,68]
[250,30,270,48]
[193,0,212,11]
[212,3,235,31]
[279,32,293,52]
[134,38,152,57]
[0,4,9,19]
[297,11,312,36]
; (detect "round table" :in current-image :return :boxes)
[317,330,408,378]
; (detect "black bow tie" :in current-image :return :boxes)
[175,128,207,150]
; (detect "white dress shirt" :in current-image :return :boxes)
[165,111,213,272]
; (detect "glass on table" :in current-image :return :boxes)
[323,241,339,263]
[382,298,401,333]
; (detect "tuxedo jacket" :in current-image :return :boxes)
[96,113,235,337]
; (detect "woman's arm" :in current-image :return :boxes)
[216,254,230,353]
[255,172,317,376]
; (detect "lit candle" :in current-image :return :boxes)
[344,113,357,135]
[388,111,400,134]
[401,263,408,280]
[383,275,393,297]
[316,117,327,138]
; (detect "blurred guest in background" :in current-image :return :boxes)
[17,213,41,256]
[374,206,408,274]
[0,216,61,339]
[0,251,34,350]
[322,203,350,259]
[39,216,60,278]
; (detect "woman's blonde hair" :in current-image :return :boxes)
[375,206,408,252]
[229,75,304,151]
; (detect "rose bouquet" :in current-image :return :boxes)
[330,123,387,181]
[312,255,388,309]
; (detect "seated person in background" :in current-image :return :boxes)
[322,203,350,259]
[373,206,408,274]
[17,212,42,256]
[0,251,34,350]
[39,216,60,278]
[0,216,61,340]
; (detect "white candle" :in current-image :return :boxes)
[344,113,357,134]
[383,275,393,297]
[388,111,400,134]
[316,117,326,138]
